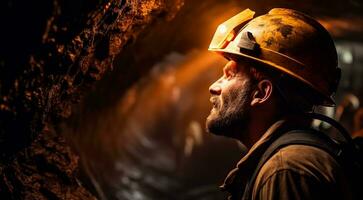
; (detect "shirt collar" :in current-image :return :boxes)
[220,116,310,193]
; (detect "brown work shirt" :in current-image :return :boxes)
[221,118,353,200]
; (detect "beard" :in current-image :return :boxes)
[206,82,253,139]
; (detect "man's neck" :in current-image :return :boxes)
[242,112,313,148]
[243,114,279,148]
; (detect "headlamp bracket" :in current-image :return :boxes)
[238,31,260,53]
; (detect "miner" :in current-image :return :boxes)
[206,8,354,199]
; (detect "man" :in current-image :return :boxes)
[206,8,354,200]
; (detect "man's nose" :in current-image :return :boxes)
[209,81,222,95]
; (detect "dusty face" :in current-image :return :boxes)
[206,60,254,138]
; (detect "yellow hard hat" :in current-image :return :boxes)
[209,8,341,106]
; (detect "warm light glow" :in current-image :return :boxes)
[209,9,255,50]
[218,24,228,34]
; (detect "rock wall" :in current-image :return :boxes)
[0,0,183,199]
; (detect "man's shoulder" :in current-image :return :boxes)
[255,144,341,185]
[251,145,353,200]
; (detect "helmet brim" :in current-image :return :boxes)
[209,48,336,107]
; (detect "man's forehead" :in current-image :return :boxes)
[223,60,250,72]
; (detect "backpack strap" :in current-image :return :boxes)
[241,129,342,200]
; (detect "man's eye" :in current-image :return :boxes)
[225,71,236,79]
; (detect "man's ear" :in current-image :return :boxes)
[250,80,273,107]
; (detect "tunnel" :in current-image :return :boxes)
[0,0,363,199]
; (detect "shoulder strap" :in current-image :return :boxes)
[242,129,342,200]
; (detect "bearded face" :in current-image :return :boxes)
[206,61,254,139]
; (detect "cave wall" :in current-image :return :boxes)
[0,0,183,199]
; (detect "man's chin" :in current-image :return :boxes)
[206,116,216,133]
[205,115,228,136]
[206,113,248,140]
